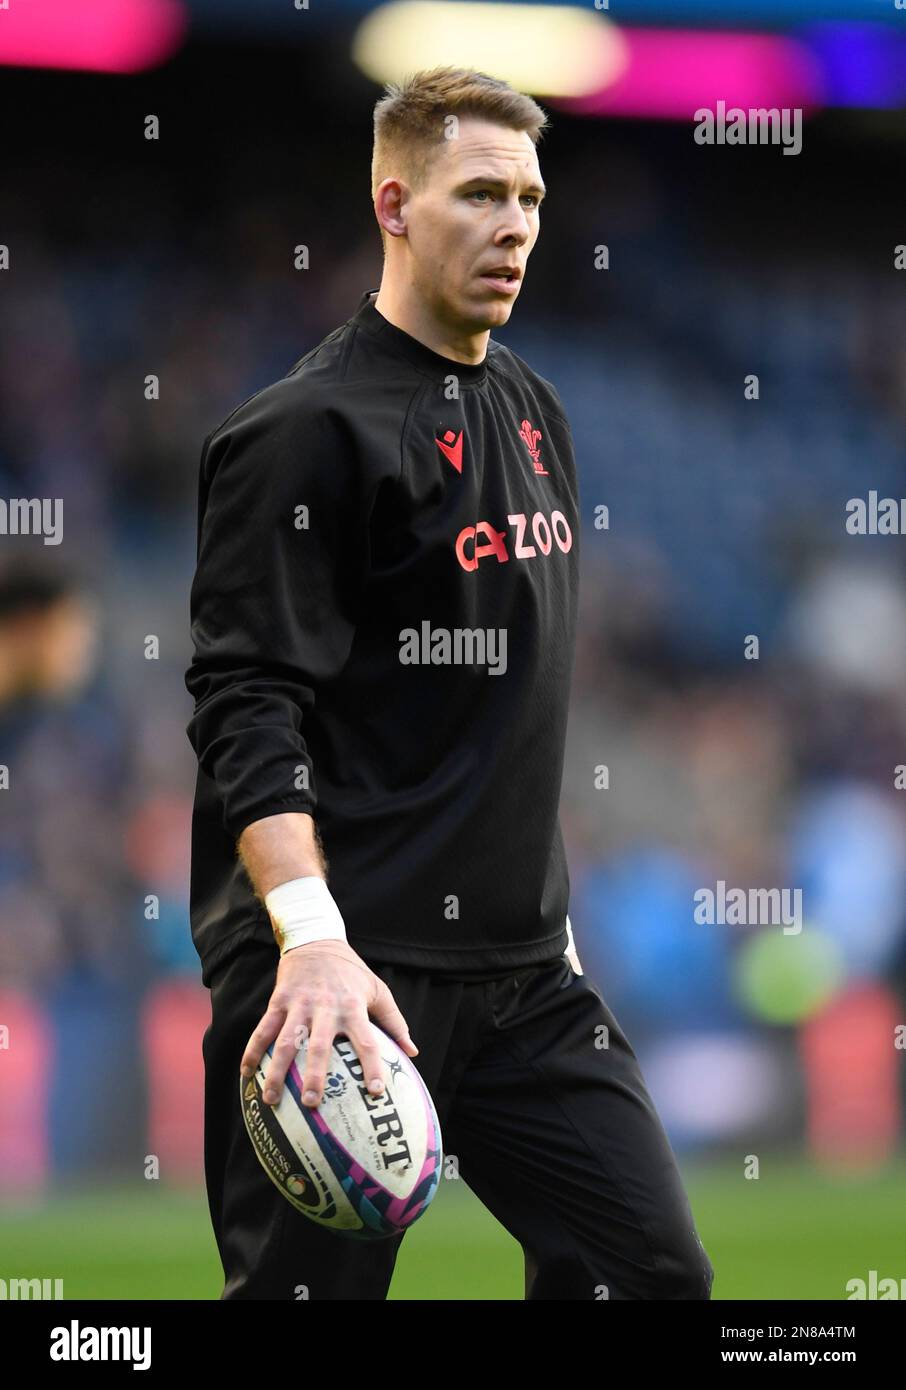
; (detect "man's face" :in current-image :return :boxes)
[402,118,545,334]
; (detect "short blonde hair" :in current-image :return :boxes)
[371,66,549,249]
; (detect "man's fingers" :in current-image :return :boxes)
[239,1004,287,1082]
[299,1015,340,1107]
[345,1014,389,1099]
[261,1016,310,1105]
[370,984,419,1057]
[238,959,419,1115]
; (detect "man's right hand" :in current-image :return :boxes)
[238,939,419,1109]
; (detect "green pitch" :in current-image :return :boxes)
[1,1156,903,1300]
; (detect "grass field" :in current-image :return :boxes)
[1,1156,903,1300]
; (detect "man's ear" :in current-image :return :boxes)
[375,178,408,240]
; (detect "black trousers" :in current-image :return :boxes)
[201,938,715,1300]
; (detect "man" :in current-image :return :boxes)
[185,65,713,1301]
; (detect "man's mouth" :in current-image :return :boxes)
[480,269,520,293]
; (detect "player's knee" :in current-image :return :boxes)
[656,1231,714,1300]
[527,1250,594,1299]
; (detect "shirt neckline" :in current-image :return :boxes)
[352,289,489,386]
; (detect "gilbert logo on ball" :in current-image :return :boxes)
[240,1023,443,1239]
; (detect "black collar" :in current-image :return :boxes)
[351,289,489,386]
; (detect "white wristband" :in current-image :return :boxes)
[264,876,348,955]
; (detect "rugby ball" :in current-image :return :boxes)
[240,1023,443,1239]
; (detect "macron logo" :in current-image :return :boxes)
[50,1321,151,1371]
[436,429,463,474]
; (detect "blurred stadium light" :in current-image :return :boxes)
[0,0,188,73]
[352,2,628,96]
[180,0,899,25]
[351,5,904,118]
[804,22,906,107]
[550,29,826,117]
[2,0,902,120]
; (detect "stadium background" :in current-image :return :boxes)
[1,0,905,1299]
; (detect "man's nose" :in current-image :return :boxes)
[496,199,532,242]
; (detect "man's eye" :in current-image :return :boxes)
[468,190,541,208]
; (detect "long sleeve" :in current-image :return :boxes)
[186,290,578,975]
[185,381,373,841]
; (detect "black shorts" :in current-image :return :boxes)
[201,938,714,1300]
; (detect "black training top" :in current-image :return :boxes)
[185,289,580,984]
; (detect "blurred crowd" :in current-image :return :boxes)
[1,110,905,1186]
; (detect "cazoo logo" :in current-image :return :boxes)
[455,509,573,572]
